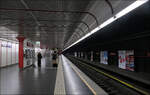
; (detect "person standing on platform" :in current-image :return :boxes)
[37,52,42,67]
[52,51,58,67]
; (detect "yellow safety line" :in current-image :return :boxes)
[79,62,150,95]
[70,63,97,95]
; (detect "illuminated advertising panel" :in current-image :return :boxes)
[81,52,83,58]
[91,51,93,61]
[100,51,108,64]
[74,52,77,57]
[126,50,134,71]
[118,51,126,69]
[118,50,134,71]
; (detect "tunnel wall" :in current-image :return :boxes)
[67,48,150,74]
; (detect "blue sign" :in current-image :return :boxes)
[1,44,12,48]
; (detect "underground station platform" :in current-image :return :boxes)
[0,55,107,95]
[0,55,150,95]
[1,0,150,95]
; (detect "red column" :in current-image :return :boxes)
[17,37,25,69]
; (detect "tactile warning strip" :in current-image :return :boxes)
[54,56,66,95]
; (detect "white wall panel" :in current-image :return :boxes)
[0,40,2,67]
[16,44,19,63]
[7,42,12,65]
[0,39,19,68]
[12,43,16,64]
[1,41,7,67]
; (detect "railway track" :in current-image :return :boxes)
[67,56,150,95]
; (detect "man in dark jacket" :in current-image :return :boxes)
[37,52,42,67]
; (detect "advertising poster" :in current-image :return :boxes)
[100,51,108,64]
[126,50,134,71]
[91,51,93,61]
[118,50,134,71]
[118,51,126,69]
[81,52,83,58]
[74,52,77,57]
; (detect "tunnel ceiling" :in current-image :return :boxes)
[0,0,135,49]
[66,1,150,52]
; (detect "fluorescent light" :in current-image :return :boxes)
[90,27,101,34]
[63,0,149,52]
[100,17,117,28]
[116,0,149,19]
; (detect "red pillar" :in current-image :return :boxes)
[17,37,25,69]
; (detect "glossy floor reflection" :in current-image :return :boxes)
[0,57,57,95]
[62,55,93,95]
